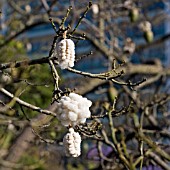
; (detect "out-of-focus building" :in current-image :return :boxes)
[1,1,170,69]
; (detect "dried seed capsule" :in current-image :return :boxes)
[139,21,154,43]
[144,30,154,43]
[63,128,81,157]
[56,39,75,69]
[129,8,139,22]
[92,4,99,15]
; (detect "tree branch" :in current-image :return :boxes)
[0,87,57,117]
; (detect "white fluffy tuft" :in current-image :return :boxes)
[63,128,81,157]
[56,93,92,127]
[56,39,75,69]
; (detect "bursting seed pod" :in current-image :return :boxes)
[139,21,154,43]
[56,93,92,127]
[63,128,81,157]
[56,39,75,69]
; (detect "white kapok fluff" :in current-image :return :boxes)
[56,93,92,127]
[56,39,75,69]
[92,4,99,15]
[63,128,81,157]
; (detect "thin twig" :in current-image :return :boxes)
[20,105,31,122]
[31,128,55,144]
[0,87,57,117]
[60,6,72,29]
[67,67,123,80]
[138,131,170,161]
[70,1,92,35]
[146,151,170,170]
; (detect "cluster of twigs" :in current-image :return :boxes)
[0,0,169,170]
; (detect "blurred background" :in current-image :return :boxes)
[0,0,170,170]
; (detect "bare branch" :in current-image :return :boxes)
[0,88,57,117]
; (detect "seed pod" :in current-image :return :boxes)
[56,39,75,69]
[92,4,99,15]
[129,8,139,22]
[139,21,154,43]
[144,30,154,43]
[63,128,81,157]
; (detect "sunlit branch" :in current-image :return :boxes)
[0,87,57,117]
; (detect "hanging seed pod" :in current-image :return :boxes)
[139,21,154,43]
[63,128,81,157]
[56,39,75,69]
[129,8,139,22]
[92,4,99,15]
[144,30,154,43]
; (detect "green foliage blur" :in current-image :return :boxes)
[0,34,56,168]
[0,34,54,117]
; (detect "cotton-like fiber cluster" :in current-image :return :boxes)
[56,39,75,69]
[139,21,152,32]
[57,93,92,127]
[63,128,81,157]
[92,4,99,14]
